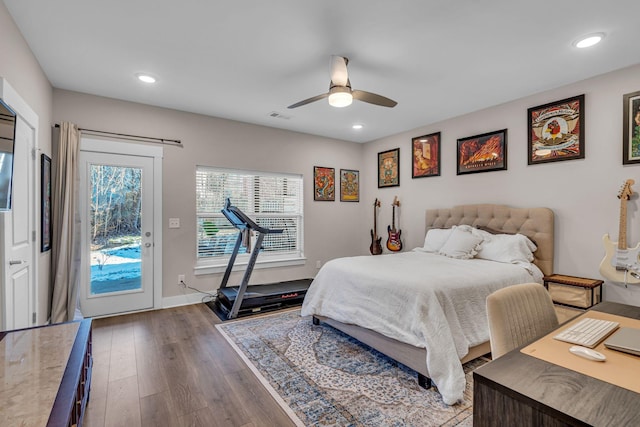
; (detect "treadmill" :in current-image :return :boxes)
[211,199,312,319]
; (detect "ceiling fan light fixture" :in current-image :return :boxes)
[328,87,353,108]
[288,56,395,109]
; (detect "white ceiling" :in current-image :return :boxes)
[4,1,640,143]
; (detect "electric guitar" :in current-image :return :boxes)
[370,198,383,255]
[599,179,640,283]
[386,196,402,252]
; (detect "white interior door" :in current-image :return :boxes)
[79,146,157,317]
[0,116,35,330]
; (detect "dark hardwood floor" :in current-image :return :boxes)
[85,304,296,427]
[83,299,580,427]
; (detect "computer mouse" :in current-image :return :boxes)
[569,345,606,362]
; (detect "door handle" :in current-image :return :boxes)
[9,260,25,265]
[144,243,152,248]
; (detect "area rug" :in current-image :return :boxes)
[216,309,487,426]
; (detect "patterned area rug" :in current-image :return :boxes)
[216,309,487,426]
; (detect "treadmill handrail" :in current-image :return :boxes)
[221,198,283,234]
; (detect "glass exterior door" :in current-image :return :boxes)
[79,150,154,317]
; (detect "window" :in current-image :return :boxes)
[195,166,304,274]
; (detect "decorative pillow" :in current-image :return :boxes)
[423,228,453,252]
[438,227,484,259]
[476,233,537,265]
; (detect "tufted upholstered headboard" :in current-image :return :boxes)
[425,204,554,276]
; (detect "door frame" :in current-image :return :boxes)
[0,77,38,328]
[80,138,163,313]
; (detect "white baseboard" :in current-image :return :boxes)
[162,292,213,309]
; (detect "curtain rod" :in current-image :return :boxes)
[54,123,182,146]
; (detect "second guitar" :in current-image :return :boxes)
[387,196,402,251]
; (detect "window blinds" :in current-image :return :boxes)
[196,166,303,261]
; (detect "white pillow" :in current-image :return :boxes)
[476,233,537,265]
[438,227,484,259]
[423,228,453,252]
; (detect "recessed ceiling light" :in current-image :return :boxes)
[352,124,363,130]
[574,33,605,49]
[136,73,157,83]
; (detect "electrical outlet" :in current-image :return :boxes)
[178,274,185,287]
[316,260,321,269]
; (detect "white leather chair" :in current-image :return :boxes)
[486,283,559,359]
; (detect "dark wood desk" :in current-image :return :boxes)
[473,302,640,427]
[0,319,92,427]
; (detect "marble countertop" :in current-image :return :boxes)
[0,322,80,426]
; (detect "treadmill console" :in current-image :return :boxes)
[221,198,282,234]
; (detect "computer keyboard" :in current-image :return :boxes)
[553,317,620,348]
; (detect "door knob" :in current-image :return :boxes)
[144,243,152,248]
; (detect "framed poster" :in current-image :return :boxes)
[457,129,507,175]
[339,169,359,202]
[623,90,640,165]
[41,153,51,252]
[412,132,440,178]
[313,166,335,201]
[528,94,585,165]
[378,148,399,188]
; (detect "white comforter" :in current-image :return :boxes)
[300,250,543,405]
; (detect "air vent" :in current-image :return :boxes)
[268,111,291,120]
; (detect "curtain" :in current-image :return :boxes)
[50,122,81,323]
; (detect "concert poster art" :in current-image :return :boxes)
[313,166,335,201]
[378,148,400,188]
[456,129,507,175]
[528,94,585,165]
[623,90,640,165]
[339,169,359,202]
[412,132,441,178]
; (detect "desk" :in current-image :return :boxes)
[0,319,92,427]
[473,302,640,427]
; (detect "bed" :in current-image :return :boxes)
[301,204,554,405]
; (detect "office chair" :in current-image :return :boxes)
[486,282,559,359]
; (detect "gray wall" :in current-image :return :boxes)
[53,89,365,302]
[362,63,640,306]
[4,0,640,314]
[0,2,53,321]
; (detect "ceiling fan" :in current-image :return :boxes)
[287,55,397,109]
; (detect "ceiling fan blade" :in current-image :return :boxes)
[352,90,397,108]
[287,93,329,109]
[330,55,349,87]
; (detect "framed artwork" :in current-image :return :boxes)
[378,148,400,188]
[623,90,640,165]
[313,166,335,201]
[457,129,507,175]
[412,132,441,178]
[41,153,51,252]
[339,169,359,202]
[527,94,585,165]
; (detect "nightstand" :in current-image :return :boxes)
[543,274,603,309]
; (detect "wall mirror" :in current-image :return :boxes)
[0,98,16,210]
